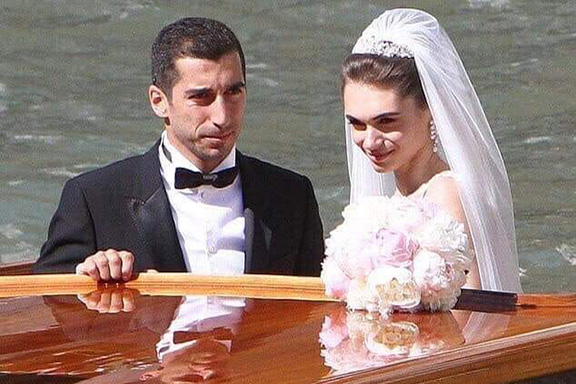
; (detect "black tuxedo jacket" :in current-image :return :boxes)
[34,143,325,276]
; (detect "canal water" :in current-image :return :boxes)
[0,0,574,292]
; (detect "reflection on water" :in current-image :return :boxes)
[0,0,574,292]
[319,307,465,375]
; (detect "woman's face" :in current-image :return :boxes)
[343,81,432,174]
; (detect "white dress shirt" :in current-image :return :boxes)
[158,131,245,275]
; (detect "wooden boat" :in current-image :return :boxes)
[0,261,574,384]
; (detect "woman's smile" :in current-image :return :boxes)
[366,149,394,163]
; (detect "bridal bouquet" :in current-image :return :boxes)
[321,196,473,315]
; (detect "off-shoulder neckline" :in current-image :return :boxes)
[395,170,454,199]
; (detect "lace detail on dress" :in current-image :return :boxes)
[394,170,455,200]
[419,170,455,199]
[411,171,476,268]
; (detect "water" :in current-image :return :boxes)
[0,0,574,293]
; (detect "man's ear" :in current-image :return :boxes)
[149,85,169,118]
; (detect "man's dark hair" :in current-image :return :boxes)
[151,17,246,98]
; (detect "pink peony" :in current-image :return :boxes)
[388,196,429,232]
[368,229,418,268]
[321,195,470,313]
[412,249,452,291]
[412,249,465,311]
[326,226,374,279]
[321,257,352,299]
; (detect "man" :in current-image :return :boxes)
[34,17,324,281]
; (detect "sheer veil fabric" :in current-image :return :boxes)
[345,9,522,292]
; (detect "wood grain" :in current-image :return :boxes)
[0,287,573,383]
[0,273,337,301]
[1,272,575,309]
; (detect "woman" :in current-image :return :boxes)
[341,9,521,292]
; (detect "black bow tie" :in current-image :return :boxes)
[174,167,239,189]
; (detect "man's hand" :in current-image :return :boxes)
[77,287,138,314]
[75,249,135,282]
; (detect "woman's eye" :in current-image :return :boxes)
[348,120,365,131]
[376,118,395,126]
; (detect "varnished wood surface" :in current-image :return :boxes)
[0,273,337,301]
[0,284,574,384]
[0,263,562,307]
[0,271,529,310]
[0,261,33,276]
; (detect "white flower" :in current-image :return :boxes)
[346,280,378,312]
[342,196,393,229]
[367,267,421,313]
[321,256,351,300]
[325,224,375,280]
[322,195,470,314]
[412,249,466,311]
[387,195,429,232]
[417,211,472,271]
[418,212,468,251]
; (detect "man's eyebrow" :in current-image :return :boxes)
[184,82,245,95]
[184,87,211,96]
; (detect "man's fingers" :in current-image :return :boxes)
[108,291,124,314]
[78,288,138,313]
[76,293,90,307]
[94,252,112,281]
[76,258,101,281]
[122,289,136,312]
[76,249,136,282]
[105,250,123,280]
[77,291,102,311]
[96,291,112,313]
[118,251,135,281]
[87,291,103,310]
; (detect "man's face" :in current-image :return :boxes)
[151,52,246,173]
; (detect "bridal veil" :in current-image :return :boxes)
[345,9,522,292]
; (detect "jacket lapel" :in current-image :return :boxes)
[238,152,272,273]
[124,146,267,274]
[125,142,186,272]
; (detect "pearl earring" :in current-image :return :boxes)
[429,120,438,153]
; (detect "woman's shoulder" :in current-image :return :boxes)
[425,170,458,197]
[411,170,456,199]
